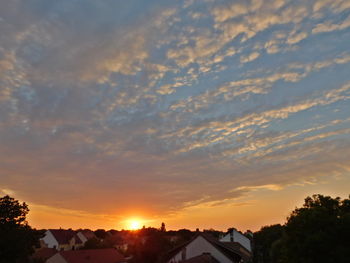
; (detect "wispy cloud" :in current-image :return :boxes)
[169,52,350,114]
[312,14,350,34]
[0,0,350,225]
[240,52,260,63]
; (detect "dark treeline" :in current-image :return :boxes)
[0,195,44,263]
[253,194,350,263]
[83,227,226,262]
[81,226,200,263]
[1,194,350,263]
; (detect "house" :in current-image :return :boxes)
[109,231,137,253]
[115,243,129,253]
[41,229,83,251]
[165,232,252,263]
[219,228,251,252]
[76,229,97,243]
[46,248,126,263]
[179,253,220,263]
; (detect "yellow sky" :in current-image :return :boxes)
[26,174,350,232]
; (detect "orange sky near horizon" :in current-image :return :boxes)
[24,175,350,232]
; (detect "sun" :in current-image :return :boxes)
[127,219,142,230]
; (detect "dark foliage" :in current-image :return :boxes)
[130,232,172,263]
[161,222,166,232]
[127,227,173,263]
[138,227,159,236]
[203,228,224,238]
[253,194,350,263]
[0,195,44,263]
[82,237,105,249]
[253,224,284,263]
[176,229,195,242]
[281,194,350,263]
[94,229,108,239]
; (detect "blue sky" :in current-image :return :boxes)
[1,0,350,230]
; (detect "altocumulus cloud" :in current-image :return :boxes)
[0,0,350,217]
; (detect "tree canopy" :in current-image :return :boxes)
[282,194,350,263]
[0,195,29,226]
[253,224,284,263]
[0,195,43,263]
[253,194,350,263]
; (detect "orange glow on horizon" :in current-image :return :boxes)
[125,218,143,230]
[25,176,350,232]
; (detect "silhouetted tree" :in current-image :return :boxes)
[0,195,44,263]
[203,228,224,238]
[160,222,166,232]
[103,232,124,248]
[129,230,172,263]
[177,229,194,241]
[138,227,158,236]
[253,194,350,263]
[279,194,350,263]
[253,224,284,263]
[94,229,108,239]
[82,237,103,249]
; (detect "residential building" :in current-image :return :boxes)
[31,248,57,262]
[76,229,97,243]
[179,253,219,263]
[41,229,83,251]
[166,232,251,263]
[46,248,126,263]
[219,228,252,252]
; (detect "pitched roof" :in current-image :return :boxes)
[165,238,192,260]
[200,234,243,262]
[80,230,96,240]
[181,254,220,263]
[220,242,251,258]
[32,248,57,260]
[49,229,82,245]
[165,233,251,263]
[59,248,125,263]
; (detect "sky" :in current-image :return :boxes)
[0,0,350,232]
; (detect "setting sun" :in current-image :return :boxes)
[126,219,142,230]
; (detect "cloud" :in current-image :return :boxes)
[169,52,350,114]
[312,14,350,34]
[239,124,350,160]
[165,81,350,155]
[286,31,308,44]
[0,188,15,196]
[211,1,251,23]
[0,0,350,222]
[235,184,283,191]
[313,0,350,14]
[240,52,260,63]
[165,0,312,77]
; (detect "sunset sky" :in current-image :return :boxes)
[1,0,350,232]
